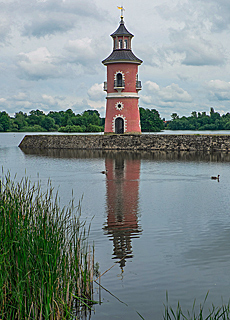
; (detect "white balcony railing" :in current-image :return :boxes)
[114,80,125,90]
[136,80,142,91]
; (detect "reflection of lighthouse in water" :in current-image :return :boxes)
[103,154,142,270]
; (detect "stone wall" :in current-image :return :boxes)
[18,134,230,152]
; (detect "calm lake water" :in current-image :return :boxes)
[2,132,230,319]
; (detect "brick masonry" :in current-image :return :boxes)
[18,134,230,152]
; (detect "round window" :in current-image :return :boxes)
[115,102,124,110]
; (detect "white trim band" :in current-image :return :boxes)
[107,92,139,99]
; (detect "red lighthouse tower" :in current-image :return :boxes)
[102,8,143,134]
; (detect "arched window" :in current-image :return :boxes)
[116,73,123,87]
[114,72,125,89]
[119,39,123,49]
[124,39,128,49]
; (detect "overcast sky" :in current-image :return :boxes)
[1,0,230,119]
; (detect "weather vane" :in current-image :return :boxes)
[117,6,125,19]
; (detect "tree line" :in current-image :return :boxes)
[0,109,104,133]
[167,108,230,130]
[2,107,230,133]
[0,107,164,132]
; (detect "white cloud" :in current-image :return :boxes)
[161,84,193,102]
[21,47,52,63]
[206,80,230,91]
[206,80,230,101]
[1,0,104,22]
[17,47,62,80]
[181,39,224,67]
[12,93,28,101]
[65,38,97,63]
[22,17,75,38]
[87,83,105,101]
[141,95,153,105]
[144,81,193,103]
[198,0,230,32]
[160,31,225,67]
[0,20,11,45]
[140,31,225,68]
[145,81,160,92]
[0,98,7,108]
[35,0,103,20]
[71,98,95,114]
[42,94,58,105]
[151,0,227,67]
[15,100,32,109]
[62,37,107,75]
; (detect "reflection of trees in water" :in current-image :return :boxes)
[103,155,142,270]
[20,148,230,162]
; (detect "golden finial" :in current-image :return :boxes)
[117,6,125,19]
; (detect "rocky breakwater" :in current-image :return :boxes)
[18,134,230,152]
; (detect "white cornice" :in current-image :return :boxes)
[107,92,139,99]
[103,60,142,65]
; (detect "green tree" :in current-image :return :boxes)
[210,108,220,123]
[65,109,75,116]
[59,110,75,127]
[72,114,83,126]
[85,109,100,117]
[224,121,230,130]
[91,113,100,126]
[19,125,46,132]
[27,110,45,126]
[0,111,10,132]
[14,111,28,130]
[171,113,179,120]
[58,125,84,133]
[140,107,164,132]
[41,116,56,131]
[86,124,103,132]
[191,111,197,118]
[48,111,61,126]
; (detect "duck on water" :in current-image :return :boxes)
[101,170,108,175]
[211,175,220,181]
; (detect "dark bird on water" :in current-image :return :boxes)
[101,170,108,174]
[211,175,220,181]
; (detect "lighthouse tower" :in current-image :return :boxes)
[102,8,143,134]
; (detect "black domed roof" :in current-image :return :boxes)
[110,18,134,38]
[102,49,142,65]
[102,17,142,65]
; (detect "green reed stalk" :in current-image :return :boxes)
[163,292,230,320]
[0,172,94,319]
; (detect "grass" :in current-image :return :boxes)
[163,292,230,320]
[0,172,95,319]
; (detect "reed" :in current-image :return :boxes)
[0,173,94,319]
[163,292,230,320]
